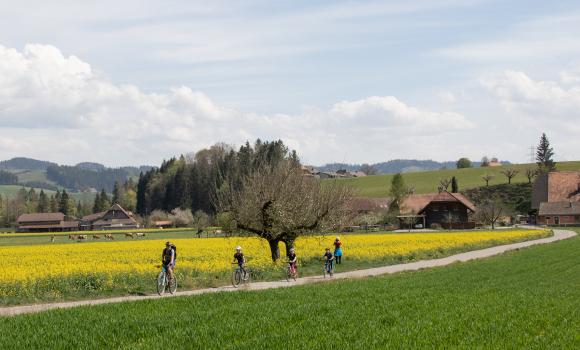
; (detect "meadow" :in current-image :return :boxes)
[0,229,550,305]
[334,161,580,197]
[0,229,577,349]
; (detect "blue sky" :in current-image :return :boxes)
[0,0,579,166]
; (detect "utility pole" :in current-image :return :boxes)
[529,145,535,163]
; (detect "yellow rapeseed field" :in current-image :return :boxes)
[0,229,549,301]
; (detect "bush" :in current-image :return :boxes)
[430,223,442,230]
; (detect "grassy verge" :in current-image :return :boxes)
[1,229,577,349]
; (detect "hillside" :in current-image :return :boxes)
[0,185,96,202]
[316,159,510,174]
[0,157,153,195]
[334,161,580,197]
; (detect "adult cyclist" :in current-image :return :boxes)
[162,241,176,283]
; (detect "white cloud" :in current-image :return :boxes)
[0,44,473,166]
[481,70,580,120]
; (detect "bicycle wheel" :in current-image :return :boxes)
[286,266,291,282]
[292,269,297,281]
[169,275,177,294]
[323,264,327,278]
[243,269,251,283]
[156,271,166,295]
[232,270,242,288]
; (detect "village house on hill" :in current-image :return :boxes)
[532,171,580,225]
[80,204,139,230]
[17,213,79,232]
[351,191,476,229]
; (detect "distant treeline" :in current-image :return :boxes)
[136,140,297,216]
[0,170,18,185]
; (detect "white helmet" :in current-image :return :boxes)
[235,246,242,251]
[335,237,340,240]
[290,248,295,252]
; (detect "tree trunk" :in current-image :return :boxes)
[268,239,281,261]
[283,238,296,257]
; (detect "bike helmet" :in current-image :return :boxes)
[235,246,242,251]
[290,248,295,252]
[335,236,340,240]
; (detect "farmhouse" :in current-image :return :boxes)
[537,201,580,225]
[81,204,139,230]
[532,170,580,225]
[400,192,477,229]
[532,171,580,208]
[17,212,79,232]
[351,191,476,229]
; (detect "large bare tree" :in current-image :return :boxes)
[215,161,354,261]
[475,197,506,229]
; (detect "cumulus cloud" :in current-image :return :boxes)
[481,70,580,122]
[0,44,472,166]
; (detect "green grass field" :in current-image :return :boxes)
[335,161,580,197]
[0,184,96,202]
[1,229,577,349]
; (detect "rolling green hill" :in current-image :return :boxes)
[0,185,96,203]
[333,161,580,197]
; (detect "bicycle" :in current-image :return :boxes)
[286,262,298,282]
[157,265,177,295]
[323,259,334,278]
[232,264,251,288]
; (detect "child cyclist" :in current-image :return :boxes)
[333,237,343,264]
[287,248,298,274]
[323,248,334,275]
[232,246,247,278]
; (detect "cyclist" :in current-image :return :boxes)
[333,237,343,264]
[287,248,298,275]
[323,247,334,274]
[232,246,247,278]
[161,241,176,283]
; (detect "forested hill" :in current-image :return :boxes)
[0,157,58,171]
[0,157,153,193]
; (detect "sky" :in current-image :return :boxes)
[0,0,579,167]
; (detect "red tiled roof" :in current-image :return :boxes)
[350,197,390,212]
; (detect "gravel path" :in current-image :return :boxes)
[1,228,575,317]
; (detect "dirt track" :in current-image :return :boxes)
[1,228,575,317]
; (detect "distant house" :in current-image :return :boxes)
[154,220,173,229]
[350,197,390,214]
[81,204,139,230]
[488,157,502,167]
[537,202,580,225]
[17,213,79,232]
[301,165,316,177]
